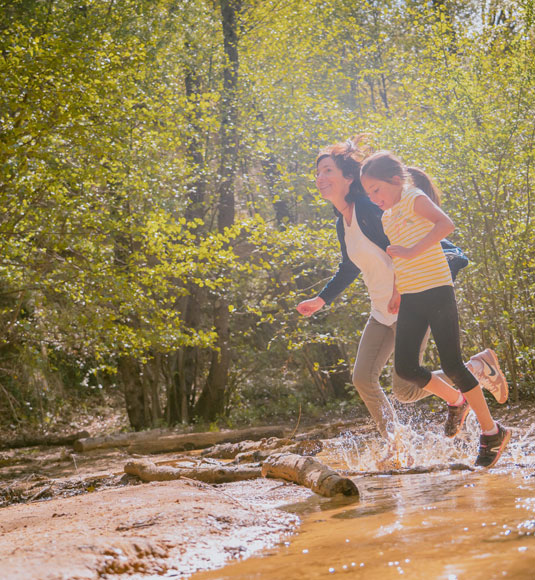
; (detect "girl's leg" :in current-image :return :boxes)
[428,286,495,431]
[393,325,463,402]
[463,387,494,432]
[352,316,397,437]
[395,292,461,404]
[422,374,463,405]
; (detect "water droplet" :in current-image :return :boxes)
[519,546,528,552]
[329,567,335,573]
[302,549,309,554]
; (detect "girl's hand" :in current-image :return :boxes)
[297,296,325,317]
[386,245,414,259]
[387,290,401,314]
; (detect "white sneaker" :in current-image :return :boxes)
[470,348,509,404]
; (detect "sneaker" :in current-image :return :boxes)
[470,348,509,404]
[475,423,511,468]
[444,398,470,438]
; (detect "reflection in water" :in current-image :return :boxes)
[192,409,535,580]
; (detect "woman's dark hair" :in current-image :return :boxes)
[360,150,442,206]
[316,134,373,208]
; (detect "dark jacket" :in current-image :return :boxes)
[318,194,468,305]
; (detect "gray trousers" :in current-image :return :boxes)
[352,315,453,437]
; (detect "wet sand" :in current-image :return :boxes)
[0,403,531,579]
[0,475,312,579]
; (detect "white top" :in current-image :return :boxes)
[344,205,397,326]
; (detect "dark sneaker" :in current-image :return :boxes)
[444,398,470,438]
[470,348,509,404]
[475,423,511,468]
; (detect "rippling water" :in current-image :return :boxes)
[192,407,535,580]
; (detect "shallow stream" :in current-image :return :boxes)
[192,410,535,579]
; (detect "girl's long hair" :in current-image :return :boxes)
[360,150,442,205]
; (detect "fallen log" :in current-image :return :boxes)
[124,458,262,484]
[261,453,359,498]
[0,430,90,450]
[202,437,323,463]
[233,440,323,463]
[202,437,292,459]
[74,425,288,454]
[293,420,372,441]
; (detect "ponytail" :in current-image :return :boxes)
[407,167,442,206]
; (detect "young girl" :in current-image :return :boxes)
[360,150,511,468]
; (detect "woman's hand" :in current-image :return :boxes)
[387,289,401,314]
[296,296,325,317]
[386,245,415,259]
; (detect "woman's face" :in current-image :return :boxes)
[360,174,403,211]
[315,156,353,203]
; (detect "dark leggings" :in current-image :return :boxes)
[395,285,478,393]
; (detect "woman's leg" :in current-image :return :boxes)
[352,316,397,437]
[392,325,432,403]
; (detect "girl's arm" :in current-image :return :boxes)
[387,276,400,314]
[386,196,455,260]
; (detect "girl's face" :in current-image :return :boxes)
[360,174,403,211]
[316,156,353,203]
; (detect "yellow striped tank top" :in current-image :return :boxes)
[381,186,452,294]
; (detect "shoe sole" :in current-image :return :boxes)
[484,428,512,468]
[445,404,470,438]
[483,349,509,404]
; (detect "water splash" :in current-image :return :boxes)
[507,423,535,465]
[332,403,482,471]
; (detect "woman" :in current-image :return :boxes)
[297,136,508,439]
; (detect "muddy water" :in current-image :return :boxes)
[192,411,535,580]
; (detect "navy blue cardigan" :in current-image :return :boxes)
[318,194,468,305]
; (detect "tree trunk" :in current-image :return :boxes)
[117,356,147,431]
[195,0,241,422]
[194,298,231,421]
[165,42,208,426]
